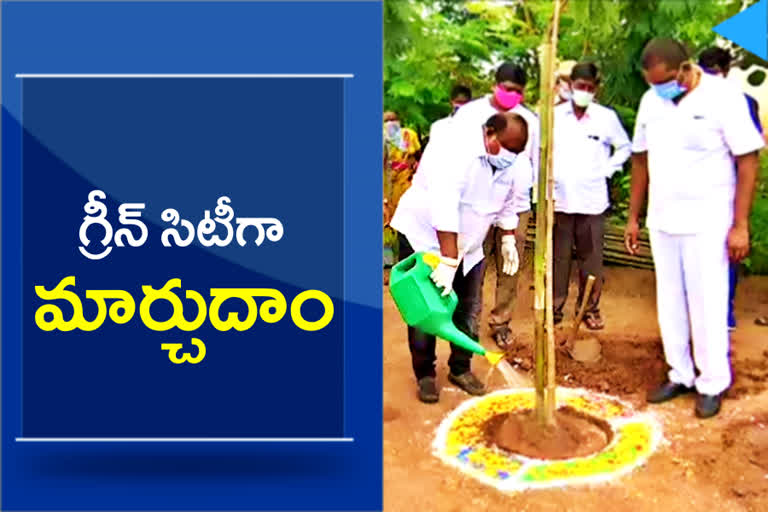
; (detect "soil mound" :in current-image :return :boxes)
[485,407,612,460]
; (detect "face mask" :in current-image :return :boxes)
[384,120,400,137]
[384,121,402,143]
[652,79,687,100]
[558,82,572,101]
[572,89,594,107]
[494,85,523,110]
[384,121,407,151]
[487,146,517,170]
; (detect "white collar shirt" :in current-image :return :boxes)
[553,101,631,214]
[390,123,531,275]
[632,73,764,234]
[451,95,540,211]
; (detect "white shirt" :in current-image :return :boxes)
[430,116,453,141]
[451,95,540,211]
[553,101,631,214]
[632,73,764,234]
[390,123,531,274]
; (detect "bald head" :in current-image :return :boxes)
[485,112,528,153]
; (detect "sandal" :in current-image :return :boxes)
[491,325,513,350]
[583,311,605,331]
[756,315,768,327]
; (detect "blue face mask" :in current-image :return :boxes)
[487,147,517,170]
[652,79,687,100]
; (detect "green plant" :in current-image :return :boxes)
[743,152,768,274]
[385,0,744,135]
[384,0,768,273]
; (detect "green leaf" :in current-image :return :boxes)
[389,80,417,98]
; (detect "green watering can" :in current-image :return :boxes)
[389,252,505,366]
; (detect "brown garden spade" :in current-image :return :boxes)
[564,274,601,363]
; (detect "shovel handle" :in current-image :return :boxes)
[570,274,596,341]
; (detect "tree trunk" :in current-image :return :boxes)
[533,0,562,428]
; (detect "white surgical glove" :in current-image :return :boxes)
[501,235,519,276]
[429,255,460,296]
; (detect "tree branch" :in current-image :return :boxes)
[520,0,535,34]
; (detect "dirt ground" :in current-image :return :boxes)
[383,260,768,511]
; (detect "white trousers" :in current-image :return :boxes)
[649,227,731,395]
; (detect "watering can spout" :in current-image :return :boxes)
[433,322,495,360]
[389,252,505,366]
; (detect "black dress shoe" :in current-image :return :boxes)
[647,381,694,404]
[695,393,722,418]
[448,371,486,396]
[417,377,439,403]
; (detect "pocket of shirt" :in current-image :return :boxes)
[681,115,722,150]
[586,134,606,146]
[491,175,512,200]
[583,133,610,165]
[461,183,508,216]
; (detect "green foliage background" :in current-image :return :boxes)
[385,0,768,274]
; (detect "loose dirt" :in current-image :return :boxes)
[505,335,768,407]
[487,406,611,460]
[720,415,768,503]
[730,354,768,398]
[384,264,768,511]
[506,334,668,405]
[566,335,602,363]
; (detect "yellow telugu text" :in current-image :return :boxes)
[34,276,335,333]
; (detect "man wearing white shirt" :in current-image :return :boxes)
[552,62,631,329]
[698,47,764,331]
[429,85,472,142]
[391,112,529,403]
[450,62,540,349]
[625,39,763,418]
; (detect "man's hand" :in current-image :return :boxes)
[728,223,750,262]
[731,151,759,262]
[429,255,459,296]
[625,152,648,256]
[500,234,519,276]
[624,218,640,255]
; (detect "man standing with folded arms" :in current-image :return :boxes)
[625,38,763,418]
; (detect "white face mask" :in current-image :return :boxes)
[384,120,401,136]
[572,89,594,107]
[487,146,518,170]
[558,81,572,101]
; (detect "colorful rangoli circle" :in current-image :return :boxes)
[432,387,662,492]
